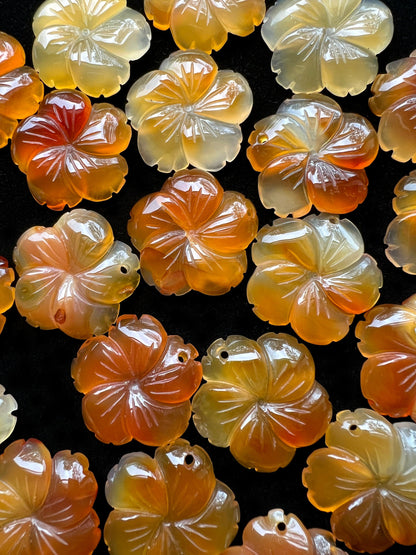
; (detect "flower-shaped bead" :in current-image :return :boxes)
[0,385,17,445]
[384,171,416,273]
[247,94,378,217]
[0,32,43,148]
[12,90,131,210]
[126,50,253,173]
[32,0,151,97]
[144,0,265,53]
[0,257,15,334]
[303,409,416,553]
[356,294,416,421]
[13,209,140,339]
[247,213,382,345]
[369,51,416,162]
[128,169,258,296]
[0,438,100,554]
[222,508,347,554]
[72,314,202,446]
[104,439,239,554]
[261,0,393,97]
[193,333,332,472]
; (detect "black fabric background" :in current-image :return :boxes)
[0,0,415,553]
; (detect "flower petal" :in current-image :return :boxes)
[33,0,85,33]
[139,243,190,295]
[382,493,416,547]
[104,511,164,554]
[369,56,416,116]
[144,0,176,28]
[0,32,25,74]
[385,213,416,272]
[0,386,17,445]
[212,0,265,36]
[378,97,416,163]
[13,225,68,273]
[0,67,43,121]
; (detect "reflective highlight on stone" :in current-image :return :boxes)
[13,209,140,339]
[0,257,15,334]
[262,0,393,96]
[193,333,332,472]
[0,385,17,445]
[126,50,253,172]
[247,94,378,217]
[303,409,416,553]
[247,213,382,345]
[128,169,258,296]
[104,439,239,554]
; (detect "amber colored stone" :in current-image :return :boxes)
[11,89,131,211]
[0,438,100,554]
[145,0,265,53]
[247,94,378,217]
[193,333,332,472]
[72,314,202,446]
[32,0,151,97]
[104,438,239,554]
[370,51,416,162]
[0,32,43,148]
[0,385,17,445]
[262,0,393,97]
[247,213,382,345]
[128,169,258,296]
[221,508,347,554]
[303,408,416,553]
[13,209,140,339]
[126,50,253,172]
[0,257,14,334]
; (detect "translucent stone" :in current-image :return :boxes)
[0,385,17,444]
[0,257,15,334]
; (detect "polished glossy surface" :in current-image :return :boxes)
[128,169,258,296]
[370,50,416,162]
[303,409,416,553]
[126,50,253,172]
[0,256,14,334]
[193,333,331,472]
[13,209,140,339]
[0,32,43,148]
[72,314,202,446]
[262,0,393,96]
[221,508,347,554]
[104,438,239,554]
[356,294,416,421]
[145,0,265,52]
[247,213,383,345]
[12,90,131,210]
[0,385,17,445]
[247,94,378,217]
[32,0,151,97]
[0,438,100,554]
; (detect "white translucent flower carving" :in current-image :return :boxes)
[32,0,151,97]
[261,0,393,97]
[0,385,17,444]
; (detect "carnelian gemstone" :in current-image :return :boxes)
[0,257,14,334]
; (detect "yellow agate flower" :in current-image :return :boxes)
[32,0,151,97]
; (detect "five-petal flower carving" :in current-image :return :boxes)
[303,408,416,553]
[72,314,202,446]
[247,94,378,217]
[247,213,382,345]
[104,439,240,554]
[32,0,151,97]
[13,209,140,339]
[0,385,17,445]
[126,50,253,172]
[128,169,258,295]
[0,32,43,148]
[0,438,100,554]
[193,333,332,472]
[145,0,265,53]
[0,257,15,334]
[12,90,132,210]
[261,0,393,96]
[369,51,416,162]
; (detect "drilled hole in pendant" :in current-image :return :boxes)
[185,454,194,466]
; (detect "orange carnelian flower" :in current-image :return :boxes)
[356,294,416,420]
[12,89,131,210]
[72,314,202,446]
[128,169,258,296]
[0,438,100,554]
[370,51,416,163]
[193,333,332,472]
[145,0,265,53]
[0,257,14,334]
[247,94,378,217]
[221,508,347,554]
[0,32,43,148]
[247,213,382,345]
[303,409,416,553]
[104,439,240,554]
